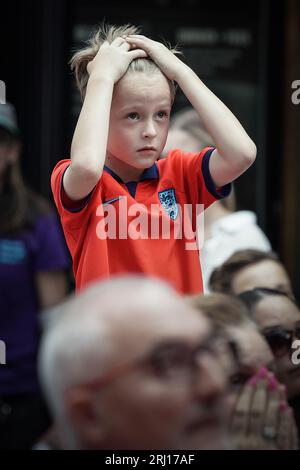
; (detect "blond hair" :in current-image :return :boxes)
[70,23,179,102]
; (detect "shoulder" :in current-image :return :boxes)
[158,147,215,168]
[157,148,204,175]
[157,146,217,188]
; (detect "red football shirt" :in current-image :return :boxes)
[51,147,231,294]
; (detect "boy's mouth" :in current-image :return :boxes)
[137,146,156,152]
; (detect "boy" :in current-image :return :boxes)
[51,23,257,294]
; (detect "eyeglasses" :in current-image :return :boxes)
[79,334,239,391]
[262,322,300,358]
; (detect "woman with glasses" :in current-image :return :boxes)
[238,287,300,443]
[188,292,298,449]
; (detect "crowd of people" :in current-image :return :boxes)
[1,22,299,450]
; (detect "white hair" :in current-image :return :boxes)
[38,275,181,447]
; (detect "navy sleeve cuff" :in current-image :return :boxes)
[201,148,232,199]
[60,165,93,213]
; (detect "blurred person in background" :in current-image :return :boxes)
[0,103,70,449]
[163,107,271,292]
[187,292,297,449]
[39,275,234,450]
[209,248,294,298]
[238,287,300,441]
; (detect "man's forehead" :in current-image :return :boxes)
[108,305,211,354]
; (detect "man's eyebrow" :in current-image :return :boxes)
[151,334,209,351]
[262,324,282,331]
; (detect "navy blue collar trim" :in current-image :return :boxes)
[104,163,159,184]
[103,166,123,183]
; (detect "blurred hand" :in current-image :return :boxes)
[229,367,298,450]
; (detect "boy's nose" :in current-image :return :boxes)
[142,121,157,138]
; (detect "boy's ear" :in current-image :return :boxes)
[65,387,107,448]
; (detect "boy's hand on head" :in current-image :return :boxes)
[125,35,185,82]
[87,37,148,84]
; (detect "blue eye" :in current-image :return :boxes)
[127,112,139,120]
[157,111,169,119]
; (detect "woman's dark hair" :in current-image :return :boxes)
[0,127,51,234]
[209,249,280,294]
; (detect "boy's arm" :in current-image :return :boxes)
[64,38,147,201]
[171,67,257,187]
[126,35,256,188]
[65,77,114,200]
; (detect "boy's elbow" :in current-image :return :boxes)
[247,141,257,163]
[70,160,102,184]
[240,141,257,169]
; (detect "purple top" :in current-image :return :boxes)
[0,213,70,395]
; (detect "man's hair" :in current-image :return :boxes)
[209,249,280,294]
[70,23,180,102]
[238,287,299,317]
[187,292,251,330]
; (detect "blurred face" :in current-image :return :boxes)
[225,323,275,411]
[85,305,229,450]
[252,296,300,399]
[107,71,172,179]
[0,142,18,179]
[231,260,293,297]
[162,128,199,157]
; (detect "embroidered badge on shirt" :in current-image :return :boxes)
[158,189,178,221]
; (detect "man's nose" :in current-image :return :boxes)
[142,120,157,138]
[193,354,227,402]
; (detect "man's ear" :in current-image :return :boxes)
[65,387,106,449]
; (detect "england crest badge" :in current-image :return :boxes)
[158,188,178,221]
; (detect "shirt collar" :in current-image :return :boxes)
[104,163,159,183]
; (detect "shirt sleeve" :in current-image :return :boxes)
[179,147,232,209]
[32,213,71,272]
[51,159,99,231]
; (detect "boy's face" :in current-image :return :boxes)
[107,71,172,170]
